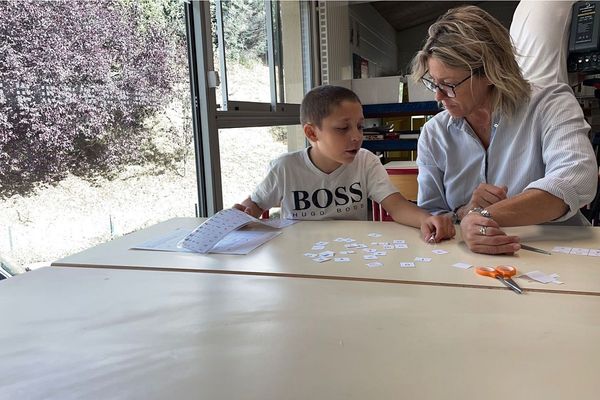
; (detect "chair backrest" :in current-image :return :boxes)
[371,201,394,222]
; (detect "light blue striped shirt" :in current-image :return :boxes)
[417,83,598,225]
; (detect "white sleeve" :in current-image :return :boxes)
[250,159,283,211]
[364,152,399,204]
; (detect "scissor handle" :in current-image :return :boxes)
[475,266,498,278]
[475,266,523,294]
[495,265,517,278]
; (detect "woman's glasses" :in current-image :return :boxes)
[420,72,472,98]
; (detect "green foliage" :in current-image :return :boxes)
[211,0,267,66]
[0,0,189,198]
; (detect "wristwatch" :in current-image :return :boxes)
[467,207,492,218]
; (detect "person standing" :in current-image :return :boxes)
[510,0,576,86]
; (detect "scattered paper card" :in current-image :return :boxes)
[367,262,383,268]
[432,249,448,255]
[415,257,432,262]
[400,262,416,268]
[551,246,600,257]
[452,262,472,269]
[570,247,590,256]
[518,270,563,284]
[551,246,572,254]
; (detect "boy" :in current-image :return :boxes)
[234,85,454,242]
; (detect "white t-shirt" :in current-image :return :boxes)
[251,148,399,220]
[510,0,576,86]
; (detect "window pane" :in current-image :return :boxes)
[0,0,196,270]
[275,1,305,104]
[212,0,271,104]
[220,126,295,210]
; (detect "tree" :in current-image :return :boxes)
[0,0,181,198]
[211,0,267,66]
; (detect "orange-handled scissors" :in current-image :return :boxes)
[475,265,523,294]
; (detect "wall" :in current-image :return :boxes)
[349,2,398,77]
[395,2,519,75]
[319,1,351,83]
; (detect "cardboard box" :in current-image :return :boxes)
[332,75,434,104]
[350,76,405,104]
[406,77,436,102]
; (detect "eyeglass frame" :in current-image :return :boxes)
[420,71,473,98]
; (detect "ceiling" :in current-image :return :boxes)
[369,1,517,32]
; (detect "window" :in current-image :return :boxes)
[0,0,314,271]
[190,0,315,215]
[0,0,196,269]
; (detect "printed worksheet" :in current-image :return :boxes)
[181,208,288,253]
[132,209,296,255]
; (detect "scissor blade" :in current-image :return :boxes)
[497,276,523,294]
[520,244,552,255]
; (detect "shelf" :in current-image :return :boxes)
[362,101,440,118]
[362,138,417,152]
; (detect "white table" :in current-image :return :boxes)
[52,218,600,295]
[2,266,600,399]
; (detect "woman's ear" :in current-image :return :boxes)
[303,123,318,142]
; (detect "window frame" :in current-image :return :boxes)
[186,0,318,216]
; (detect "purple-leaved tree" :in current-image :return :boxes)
[0,0,181,198]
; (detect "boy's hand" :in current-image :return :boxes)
[232,203,251,213]
[232,197,264,219]
[420,214,455,243]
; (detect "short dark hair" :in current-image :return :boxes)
[300,85,361,127]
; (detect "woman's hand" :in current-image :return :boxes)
[458,184,508,219]
[459,212,520,254]
[420,214,456,243]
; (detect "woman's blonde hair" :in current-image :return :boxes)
[411,5,530,118]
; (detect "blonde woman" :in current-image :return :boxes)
[411,5,597,255]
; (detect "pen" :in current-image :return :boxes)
[427,232,436,244]
[520,244,552,255]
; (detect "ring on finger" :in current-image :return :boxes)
[479,226,487,236]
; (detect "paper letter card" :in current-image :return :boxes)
[180,208,288,254]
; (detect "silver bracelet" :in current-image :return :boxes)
[467,207,492,219]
